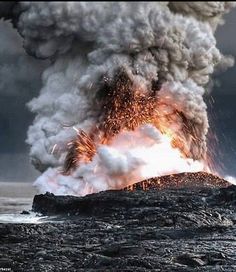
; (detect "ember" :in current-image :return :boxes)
[98,70,158,140]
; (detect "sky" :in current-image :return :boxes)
[0,8,236,182]
[0,21,48,182]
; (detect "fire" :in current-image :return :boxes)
[62,70,207,181]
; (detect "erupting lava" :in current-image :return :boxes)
[63,70,207,180]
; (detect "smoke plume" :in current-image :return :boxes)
[1,2,235,195]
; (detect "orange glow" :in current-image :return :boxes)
[62,72,211,186]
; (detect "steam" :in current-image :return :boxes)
[34,124,204,196]
[1,2,235,195]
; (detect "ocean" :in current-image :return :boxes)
[0,182,46,223]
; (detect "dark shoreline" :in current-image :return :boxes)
[1,173,236,271]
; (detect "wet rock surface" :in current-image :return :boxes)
[1,172,236,271]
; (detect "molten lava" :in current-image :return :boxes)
[63,70,207,181]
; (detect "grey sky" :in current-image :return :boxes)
[0,20,48,182]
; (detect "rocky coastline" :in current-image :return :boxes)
[1,172,236,271]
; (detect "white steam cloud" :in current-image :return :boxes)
[34,124,204,196]
[1,2,235,195]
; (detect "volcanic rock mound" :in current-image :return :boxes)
[33,172,229,216]
[125,171,229,191]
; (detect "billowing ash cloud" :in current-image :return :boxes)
[0,2,235,194]
[169,2,234,29]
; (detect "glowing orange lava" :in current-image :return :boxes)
[63,70,209,178]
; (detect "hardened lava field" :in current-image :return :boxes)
[4,171,236,271]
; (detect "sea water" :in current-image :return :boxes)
[0,182,54,223]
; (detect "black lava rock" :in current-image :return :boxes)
[1,172,236,271]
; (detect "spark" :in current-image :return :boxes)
[73,126,79,133]
[63,129,96,174]
[50,144,57,155]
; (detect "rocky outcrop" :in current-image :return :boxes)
[1,172,236,271]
